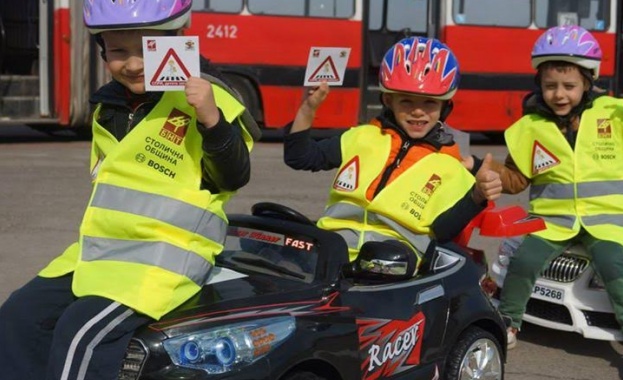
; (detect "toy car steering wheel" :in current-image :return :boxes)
[251,202,314,226]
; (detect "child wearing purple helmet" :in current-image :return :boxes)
[0,1,259,379]
[469,25,623,349]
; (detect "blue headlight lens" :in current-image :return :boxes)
[215,338,236,366]
[180,341,201,364]
[163,316,296,375]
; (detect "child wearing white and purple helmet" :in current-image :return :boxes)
[284,36,502,268]
[475,25,623,350]
[0,1,259,379]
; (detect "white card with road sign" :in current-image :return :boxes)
[304,47,351,86]
[142,36,200,91]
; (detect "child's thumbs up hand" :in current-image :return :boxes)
[473,153,502,203]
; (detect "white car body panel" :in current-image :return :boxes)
[491,243,622,341]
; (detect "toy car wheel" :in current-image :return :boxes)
[282,371,328,380]
[445,326,504,380]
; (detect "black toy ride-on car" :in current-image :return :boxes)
[117,202,539,380]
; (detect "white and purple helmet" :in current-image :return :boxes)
[84,0,192,34]
[531,25,602,79]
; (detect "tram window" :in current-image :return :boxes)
[368,0,384,30]
[309,0,355,18]
[247,0,354,18]
[386,0,427,33]
[248,0,305,16]
[193,0,243,13]
[535,0,610,30]
[452,0,530,27]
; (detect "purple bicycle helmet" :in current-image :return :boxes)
[531,25,602,79]
[379,36,460,100]
[84,0,192,34]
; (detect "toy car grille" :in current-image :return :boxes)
[541,254,590,283]
[117,339,147,380]
[526,298,572,325]
[583,310,620,330]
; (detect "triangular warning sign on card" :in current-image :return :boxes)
[333,156,359,191]
[150,48,192,86]
[308,56,341,83]
[531,141,560,175]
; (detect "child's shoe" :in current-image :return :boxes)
[507,327,518,350]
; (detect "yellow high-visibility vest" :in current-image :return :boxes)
[505,96,623,244]
[40,87,253,319]
[318,125,476,262]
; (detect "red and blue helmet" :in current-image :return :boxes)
[531,25,602,79]
[379,36,460,100]
[84,0,192,34]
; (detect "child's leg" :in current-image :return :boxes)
[0,274,75,380]
[45,295,152,380]
[583,235,623,332]
[498,234,567,329]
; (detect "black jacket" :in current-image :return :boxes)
[89,79,250,193]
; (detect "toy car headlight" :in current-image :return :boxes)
[589,273,606,290]
[163,316,295,374]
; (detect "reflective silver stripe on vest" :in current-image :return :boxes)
[577,181,623,198]
[531,181,623,201]
[541,214,577,229]
[324,203,365,222]
[529,183,574,201]
[374,214,431,253]
[91,183,226,242]
[335,229,360,249]
[324,203,431,253]
[582,214,623,227]
[82,237,213,286]
[335,229,403,250]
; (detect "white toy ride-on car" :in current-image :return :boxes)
[490,232,622,341]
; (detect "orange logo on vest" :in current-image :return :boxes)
[597,119,612,138]
[422,174,441,196]
[160,108,191,145]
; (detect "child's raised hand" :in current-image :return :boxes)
[302,82,330,112]
[290,82,330,134]
[185,76,220,128]
[474,153,502,202]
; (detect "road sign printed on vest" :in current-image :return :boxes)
[333,156,359,191]
[531,141,560,175]
[308,56,341,83]
[150,48,192,86]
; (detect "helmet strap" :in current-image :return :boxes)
[94,34,107,61]
[440,100,453,122]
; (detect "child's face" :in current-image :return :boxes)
[101,29,168,95]
[382,93,443,139]
[539,65,589,116]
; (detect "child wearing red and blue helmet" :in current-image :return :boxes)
[284,36,502,267]
[0,1,258,379]
[476,25,623,350]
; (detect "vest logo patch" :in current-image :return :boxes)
[597,119,612,138]
[531,141,560,175]
[422,174,441,196]
[333,156,359,192]
[160,108,191,145]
